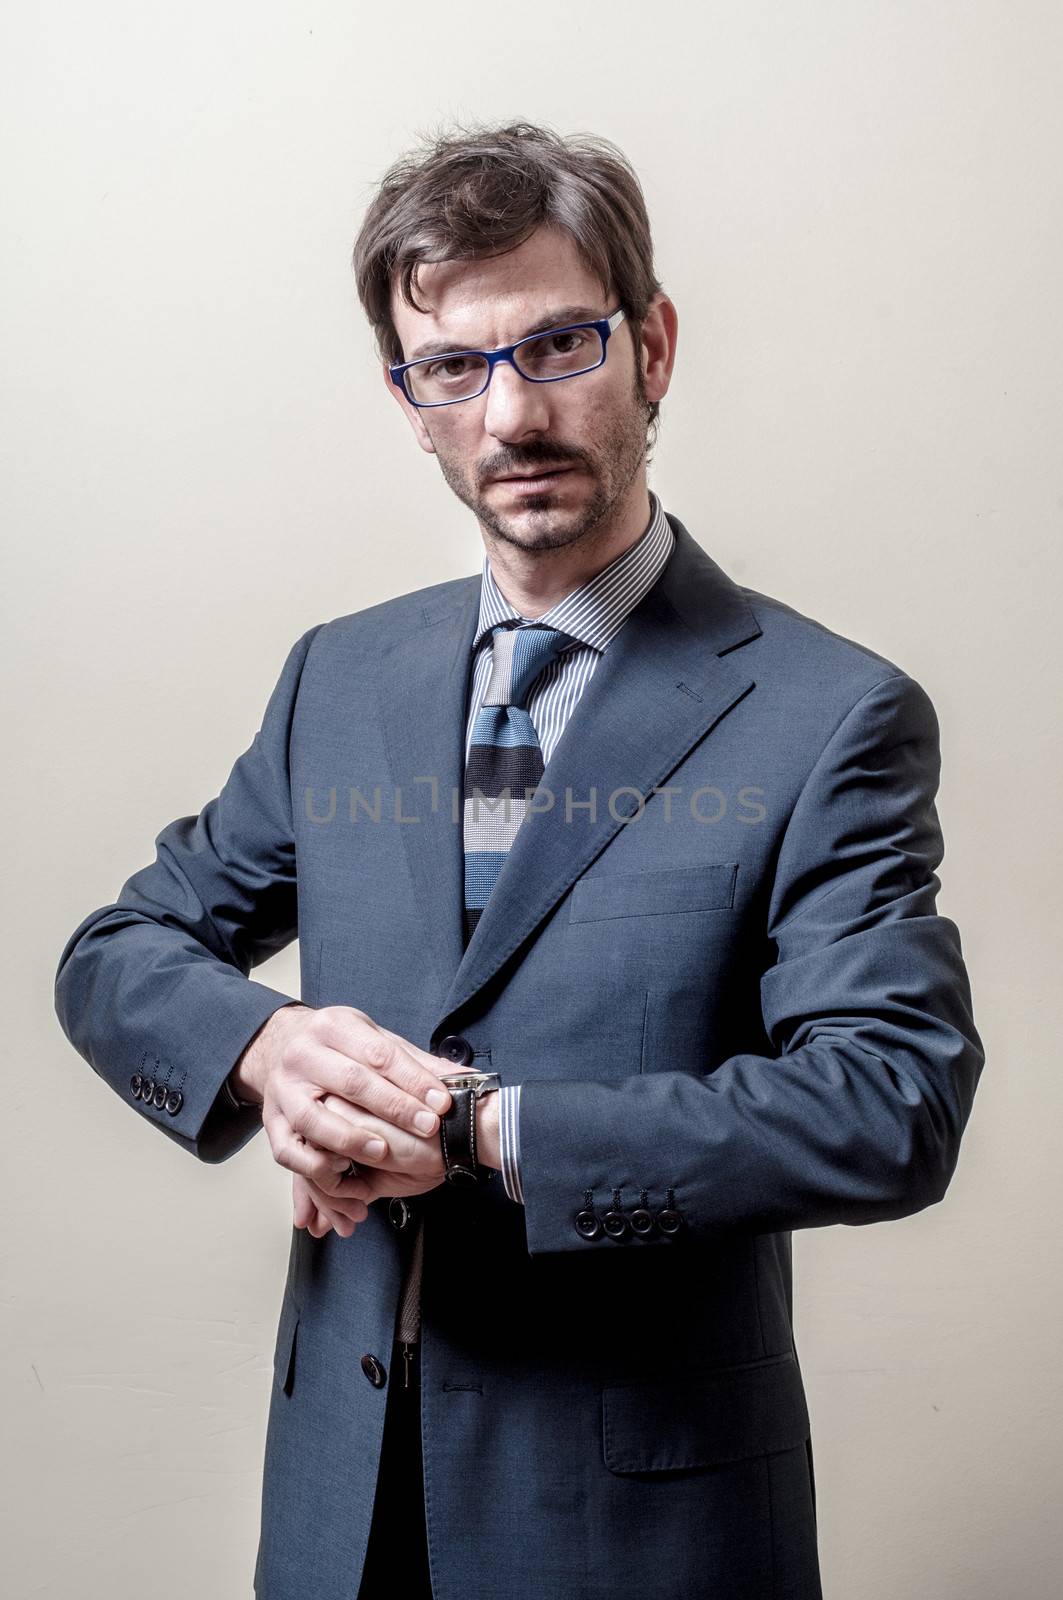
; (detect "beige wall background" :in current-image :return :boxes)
[3,1,1059,1594]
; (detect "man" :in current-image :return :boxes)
[54,122,984,1600]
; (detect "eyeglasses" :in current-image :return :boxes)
[389,308,627,408]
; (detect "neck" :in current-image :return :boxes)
[480,477,653,619]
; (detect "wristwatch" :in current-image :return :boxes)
[437,1070,501,1186]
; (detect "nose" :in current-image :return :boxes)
[482,359,552,444]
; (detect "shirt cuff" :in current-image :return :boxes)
[498,1083,524,1204]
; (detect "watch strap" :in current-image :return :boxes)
[223,1073,259,1111]
[440,1083,485,1185]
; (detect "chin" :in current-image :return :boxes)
[507,494,557,514]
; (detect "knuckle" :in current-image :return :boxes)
[283,1138,309,1172]
[340,1062,367,1101]
[363,1033,391,1070]
[388,1089,417,1127]
[288,1101,314,1139]
[282,1032,313,1072]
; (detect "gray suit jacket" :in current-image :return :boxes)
[54,513,984,1600]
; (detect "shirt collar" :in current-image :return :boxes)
[472,490,675,656]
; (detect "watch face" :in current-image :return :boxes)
[439,1071,499,1092]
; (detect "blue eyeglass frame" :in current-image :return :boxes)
[389,307,627,408]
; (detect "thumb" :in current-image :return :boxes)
[374,1024,448,1075]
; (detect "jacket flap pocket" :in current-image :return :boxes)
[602,1353,810,1474]
[272,1290,300,1396]
[570,862,738,924]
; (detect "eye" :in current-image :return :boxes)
[546,330,588,354]
[530,329,593,358]
[424,355,474,380]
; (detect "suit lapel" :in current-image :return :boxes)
[374,513,762,1029]
[374,575,481,992]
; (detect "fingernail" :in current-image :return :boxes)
[415,1110,437,1134]
[426,1089,449,1112]
[366,1138,387,1157]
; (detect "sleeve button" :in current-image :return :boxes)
[656,1207,683,1235]
[602,1209,629,1239]
[575,1209,602,1240]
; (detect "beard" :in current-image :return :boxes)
[430,365,653,555]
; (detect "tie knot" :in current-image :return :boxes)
[483,622,577,711]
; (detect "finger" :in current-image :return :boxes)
[290,1090,440,1166]
[301,1173,371,1224]
[266,1096,401,1176]
[315,1013,453,1122]
[308,1207,331,1239]
[316,1097,430,1169]
[293,1174,316,1229]
[293,1171,354,1230]
[306,1197,352,1238]
[280,1037,444,1144]
[375,1023,455,1081]
[301,1180,366,1237]
[265,1113,382,1190]
[330,1165,438,1207]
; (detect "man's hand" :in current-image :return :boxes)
[292,1088,444,1237]
[291,1054,504,1239]
[233,1004,456,1229]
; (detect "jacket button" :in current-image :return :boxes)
[575,1209,601,1240]
[388,1198,411,1231]
[360,1353,387,1387]
[165,1089,183,1115]
[435,1035,474,1065]
[657,1207,683,1235]
[129,1074,142,1097]
[603,1209,629,1239]
[630,1207,655,1237]
[152,1084,168,1109]
[141,1078,156,1101]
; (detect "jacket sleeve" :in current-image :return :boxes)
[516,671,985,1255]
[53,623,324,1164]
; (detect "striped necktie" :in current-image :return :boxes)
[394,620,579,1362]
[463,620,578,944]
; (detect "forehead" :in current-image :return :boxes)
[390,225,610,358]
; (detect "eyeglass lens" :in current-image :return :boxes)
[404,325,606,405]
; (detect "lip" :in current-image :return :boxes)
[491,466,575,487]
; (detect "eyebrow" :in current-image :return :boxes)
[404,305,606,364]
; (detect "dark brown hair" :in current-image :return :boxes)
[351,120,664,444]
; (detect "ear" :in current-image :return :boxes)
[383,361,437,455]
[637,292,678,406]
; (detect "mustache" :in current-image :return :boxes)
[479,443,587,483]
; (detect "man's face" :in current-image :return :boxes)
[386,225,654,555]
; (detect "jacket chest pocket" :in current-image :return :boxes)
[569,861,738,923]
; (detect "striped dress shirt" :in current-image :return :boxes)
[465,491,676,1203]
